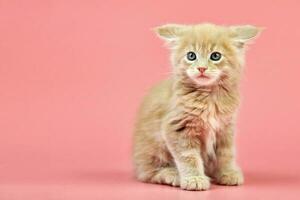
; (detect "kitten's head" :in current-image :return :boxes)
[155,23,262,87]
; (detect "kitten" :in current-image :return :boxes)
[133,23,261,191]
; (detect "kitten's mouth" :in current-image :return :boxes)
[197,74,210,79]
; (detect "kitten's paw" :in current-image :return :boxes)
[215,169,244,186]
[164,173,180,186]
[151,167,180,187]
[180,175,210,191]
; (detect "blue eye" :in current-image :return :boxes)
[210,52,222,61]
[187,51,197,61]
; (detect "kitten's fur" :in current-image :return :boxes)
[133,23,261,190]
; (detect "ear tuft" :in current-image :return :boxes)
[230,25,263,45]
[153,24,187,42]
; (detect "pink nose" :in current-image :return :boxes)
[198,67,207,73]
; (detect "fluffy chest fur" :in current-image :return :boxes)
[168,83,239,156]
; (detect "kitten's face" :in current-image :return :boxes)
[155,24,261,87]
[175,33,232,86]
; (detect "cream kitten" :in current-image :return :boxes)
[133,23,261,191]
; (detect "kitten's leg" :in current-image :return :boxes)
[163,123,210,191]
[214,125,244,186]
[134,148,180,187]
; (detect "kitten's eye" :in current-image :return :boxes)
[186,51,197,61]
[210,52,222,61]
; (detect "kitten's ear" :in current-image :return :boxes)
[153,24,187,43]
[230,25,263,47]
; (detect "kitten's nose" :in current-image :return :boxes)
[198,67,207,73]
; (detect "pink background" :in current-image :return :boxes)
[0,0,300,199]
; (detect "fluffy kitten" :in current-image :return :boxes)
[133,23,261,190]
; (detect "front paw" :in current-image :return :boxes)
[180,175,210,191]
[215,169,244,186]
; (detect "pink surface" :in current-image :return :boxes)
[0,0,300,199]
